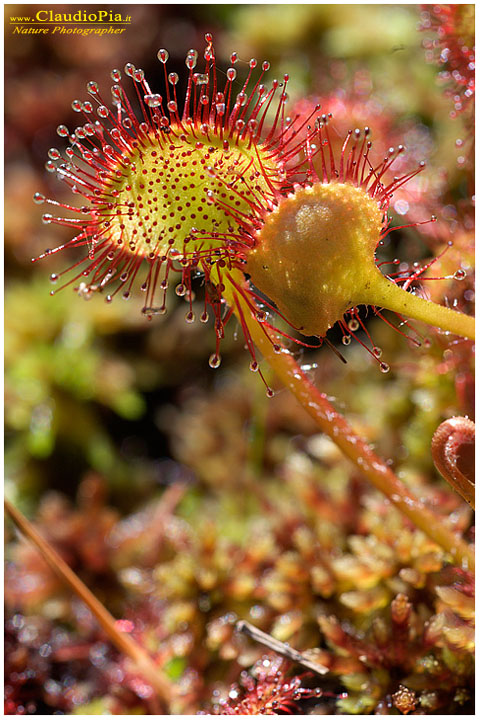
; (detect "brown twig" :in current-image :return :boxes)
[5,498,172,707]
[236,620,329,676]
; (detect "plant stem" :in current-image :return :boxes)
[4,498,172,706]
[227,285,474,571]
[360,270,475,340]
[431,417,475,509]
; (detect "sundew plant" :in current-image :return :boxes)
[5,4,475,716]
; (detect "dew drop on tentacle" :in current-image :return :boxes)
[145,94,162,108]
[194,73,209,86]
[454,269,467,280]
[185,49,198,70]
[209,353,221,369]
[48,148,61,160]
[380,362,390,373]
[142,305,167,316]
